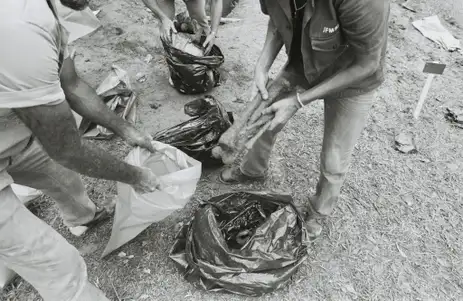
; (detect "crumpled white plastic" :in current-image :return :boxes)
[412,15,461,51]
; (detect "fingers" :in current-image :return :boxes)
[256,81,269,101]
[171,23,177,34]
[261,104,276,116]
[246,118,268,133]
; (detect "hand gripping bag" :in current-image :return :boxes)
[102,141,201,257]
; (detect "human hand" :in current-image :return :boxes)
[249,95,301,134]
[160,18,177,43]
[251,66,270,101]
[122,126,156,153]
[202,31,216,54]
[132,167,164,194]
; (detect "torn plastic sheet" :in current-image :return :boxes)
[170,192,310,297]
[412,15,460,51]
[153,96,233,167]
[102,142,201,258]
[55,1,101,43]
[75,65,138,140]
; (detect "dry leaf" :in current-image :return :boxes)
[396,244,408,258]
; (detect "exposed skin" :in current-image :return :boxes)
[142,0,223,53]
[59,0,89,11]
[13,58,162,194]
[216,10,383,161]
[254,44,382,134]
[60,57,156,153]
[212,19,284,164]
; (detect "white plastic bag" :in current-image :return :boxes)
[102,141,202,257]
[55,1,101,44]
[412,15,461,51]
[11,184,42,205]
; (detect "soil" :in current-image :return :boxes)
[2,0,463,300]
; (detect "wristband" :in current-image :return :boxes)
[296,92,304,108]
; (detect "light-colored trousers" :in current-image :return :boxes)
[240,64,376,216]
[0,138,109,300]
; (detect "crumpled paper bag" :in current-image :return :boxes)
[412,15,461,51]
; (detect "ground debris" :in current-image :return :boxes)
[394,132,418,154]
[445,107,463,128]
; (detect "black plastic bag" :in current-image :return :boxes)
[170,192,310,296]
[153,96,233,167]
[162,34,224,95]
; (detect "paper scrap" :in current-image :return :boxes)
[55,1,101,44]
[394,132,418,154]
[412,15,460,51]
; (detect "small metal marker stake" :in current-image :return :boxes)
[413,61,446,119]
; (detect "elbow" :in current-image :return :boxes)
[356,56,381,79]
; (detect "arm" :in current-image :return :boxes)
[202,0,223,53]
[299,0,390,105]
[60,57,155,151]
[252,18,284,100]
[208,0,223,37]
[256,18,284,74]
[1,23,159,192]
[142,0,177,42]
[60,57,131,139]
[14,101,144,185]
[142,0,171,22]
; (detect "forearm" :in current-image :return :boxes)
[14,103,143,185]
[299,61,377,105]
[63,77,132,138]
[209,0,223,34]
[256,19,284,72]
[61,141,143,185]
[142,0,170,21]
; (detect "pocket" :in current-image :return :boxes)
[311,31,343,52]
[310,31,348,73]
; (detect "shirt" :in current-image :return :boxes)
[260,0,390,97]
[0,0,69,158]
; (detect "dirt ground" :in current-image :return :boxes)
[2,0,463,300]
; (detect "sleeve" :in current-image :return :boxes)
[259,0,269,15]
[337,0,390,55]
[0,21,66,109]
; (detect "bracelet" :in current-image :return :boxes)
[296,92,304,108]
